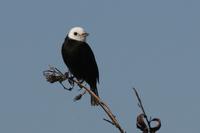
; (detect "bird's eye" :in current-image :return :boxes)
[74,32,78,36]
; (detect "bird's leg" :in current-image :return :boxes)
[68,76,75,86]
[64,72,75,86]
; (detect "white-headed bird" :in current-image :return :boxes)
[61,27,99,106]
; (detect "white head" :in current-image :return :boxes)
[68,27,89,42]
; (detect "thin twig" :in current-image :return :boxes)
[43,66,125,133]
[133,88,161,133]
[103,118,115,125]
[72,78,125,133]
[133,88,151,129]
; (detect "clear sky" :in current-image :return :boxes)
[0,0,200,133]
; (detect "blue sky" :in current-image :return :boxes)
[0,0,200,132]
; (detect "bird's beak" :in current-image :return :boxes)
[81,32,89,37]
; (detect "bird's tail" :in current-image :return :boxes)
[90,83,99,106]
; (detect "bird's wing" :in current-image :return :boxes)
[78,42,99,83]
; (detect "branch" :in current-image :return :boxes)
[133,88,161,133]
[43,66,125,133]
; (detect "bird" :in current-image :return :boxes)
[61,26,99,106]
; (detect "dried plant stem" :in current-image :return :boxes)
[71,78,125,133]
[133,88,151,129]
[43,67,125,133]
[133,88,161,133]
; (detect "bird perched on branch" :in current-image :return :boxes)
[61,26,99,106]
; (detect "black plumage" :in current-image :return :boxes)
[61,29,99,106]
